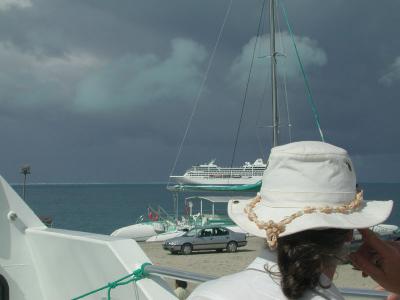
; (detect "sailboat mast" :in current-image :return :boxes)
[270,0,279,147]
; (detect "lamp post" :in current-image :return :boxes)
[20,165,31,200]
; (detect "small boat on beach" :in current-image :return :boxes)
[146,230,187,242]
[111,205,189,241]
[111,221,170,241]
[353,224,400,243]
[110,215,192,242]
[111,196,242,242]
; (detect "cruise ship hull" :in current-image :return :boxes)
[170,175,262,185]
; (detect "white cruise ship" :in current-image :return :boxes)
[170,158,267,185]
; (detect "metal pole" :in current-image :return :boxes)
[339,288,388,298]
[144,265,217,283]
[142,265,390,298]
[22,174,27,200]
[270,0,279,147]
[176,194,179,222]
[20,165,31,200]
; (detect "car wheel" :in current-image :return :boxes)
[181,243,192,255]
[226,241,238,253]
[170,250,178,255]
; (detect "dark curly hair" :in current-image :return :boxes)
[275,229,350,299]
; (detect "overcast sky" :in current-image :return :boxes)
[0,0,399,183]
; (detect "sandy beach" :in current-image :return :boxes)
[140,237,379,297]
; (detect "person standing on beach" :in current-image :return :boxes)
[188,141,393,300]
[174,280,190,300]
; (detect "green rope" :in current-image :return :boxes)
[278,0,325,142]
[72,262,152,300]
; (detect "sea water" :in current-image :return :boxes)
[12,183,399,235]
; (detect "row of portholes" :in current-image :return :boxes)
[0,274,9,300]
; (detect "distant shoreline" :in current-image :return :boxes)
[11,181,400,186]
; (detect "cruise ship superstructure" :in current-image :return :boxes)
[170,159,266,185]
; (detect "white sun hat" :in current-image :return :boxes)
[228,141,393,249]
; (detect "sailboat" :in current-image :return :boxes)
[167,0,317,193]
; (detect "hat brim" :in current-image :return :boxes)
[228,198,393,238]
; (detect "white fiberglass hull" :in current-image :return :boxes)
[111,223,164,242]
[371,224,398,235]
[170,175,262,185]
[146,230,186,242]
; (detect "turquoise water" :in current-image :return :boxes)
[12,183,399,235]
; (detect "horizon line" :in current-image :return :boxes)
[10,181,400,186]
[10,181,170,186]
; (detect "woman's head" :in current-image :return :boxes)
[276,228,351,299]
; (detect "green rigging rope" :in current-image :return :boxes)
[71,262,151,300]
[278,0,325,142]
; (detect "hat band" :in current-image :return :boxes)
[261,191,356,208]
[244,191,364,250]
[261,200,353,208]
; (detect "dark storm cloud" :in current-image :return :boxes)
[0,0,399,183]
[73,38,208,112]
[380,57,400,86]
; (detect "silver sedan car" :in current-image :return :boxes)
[163,226,247,255]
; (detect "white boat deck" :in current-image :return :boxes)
[0,176,177,300]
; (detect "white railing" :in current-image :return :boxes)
[143,265,389,299]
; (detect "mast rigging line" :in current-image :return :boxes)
[167,0,233,185]
[254,2,268,162]
[278,0,325,142]
[270,0,279,147]
[229,0,267,169]
[276,5,293,142]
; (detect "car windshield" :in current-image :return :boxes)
[185,228,197,237]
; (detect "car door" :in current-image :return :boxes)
[194,228,214,250]
[191,228,205,250]
[212,227,230,249]
[190,228,203,250]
